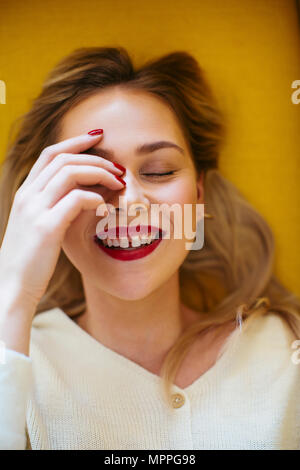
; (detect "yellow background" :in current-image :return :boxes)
[0,0,299,296]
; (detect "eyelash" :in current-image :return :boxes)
[142,171,175,177]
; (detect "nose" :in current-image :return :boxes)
[110,172,150,215]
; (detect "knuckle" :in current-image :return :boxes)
[69,188,82,202]
[58,165,71,179]
[49,153,69,172]
[70,188,97,203]
[56,153,70,164]
[40,147,52,161]
[50,153,66,167]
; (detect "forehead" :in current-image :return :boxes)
[58,87,189,150]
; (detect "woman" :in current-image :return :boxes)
[0,47,299,450]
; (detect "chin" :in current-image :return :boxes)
[104,279,159,301]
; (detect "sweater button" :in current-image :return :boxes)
[171,393,185,408]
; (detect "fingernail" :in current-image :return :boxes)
[113,162,126,173]
[115,175,126,186]
[88,129,103,136]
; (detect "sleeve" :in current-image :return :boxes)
[0,347,33,450]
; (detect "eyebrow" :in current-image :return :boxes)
[83,140,185,159]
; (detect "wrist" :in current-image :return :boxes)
[0,277,38,320]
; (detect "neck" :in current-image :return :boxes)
[76,271,190,368]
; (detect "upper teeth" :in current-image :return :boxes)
[100,233,159,248]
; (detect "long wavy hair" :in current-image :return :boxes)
[0,46,299,408]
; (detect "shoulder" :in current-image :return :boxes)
[29,307,86,379]
[32,307,68,333]
[242,311,297,346]
[30,307,75,356]
[233,311,299,374]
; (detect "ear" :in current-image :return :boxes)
[196,170,204,202]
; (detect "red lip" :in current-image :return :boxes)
[93,234,163,261]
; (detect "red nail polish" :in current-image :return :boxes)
[115,175,126,186]
[88,129,103,136]
[113,162,126,173]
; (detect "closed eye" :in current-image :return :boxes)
[142,171,176,177]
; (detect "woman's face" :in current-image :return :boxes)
[58,87,204,300]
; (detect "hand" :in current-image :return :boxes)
[0,130,126,311]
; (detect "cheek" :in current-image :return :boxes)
[155,179,198,235]
[171,181,197,204]
[155,177,197,206]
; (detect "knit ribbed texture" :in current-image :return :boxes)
[0,307,299,449]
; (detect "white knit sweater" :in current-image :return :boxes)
[0,307,299,450]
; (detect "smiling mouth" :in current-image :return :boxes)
[94,225,164,249]
[93,225,165,260]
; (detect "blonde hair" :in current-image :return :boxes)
[0,47,299,408]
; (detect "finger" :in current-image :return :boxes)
[28,153,124,193]
[46,189,107,235]
[41,165,126,208]
[22,131,104,187]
